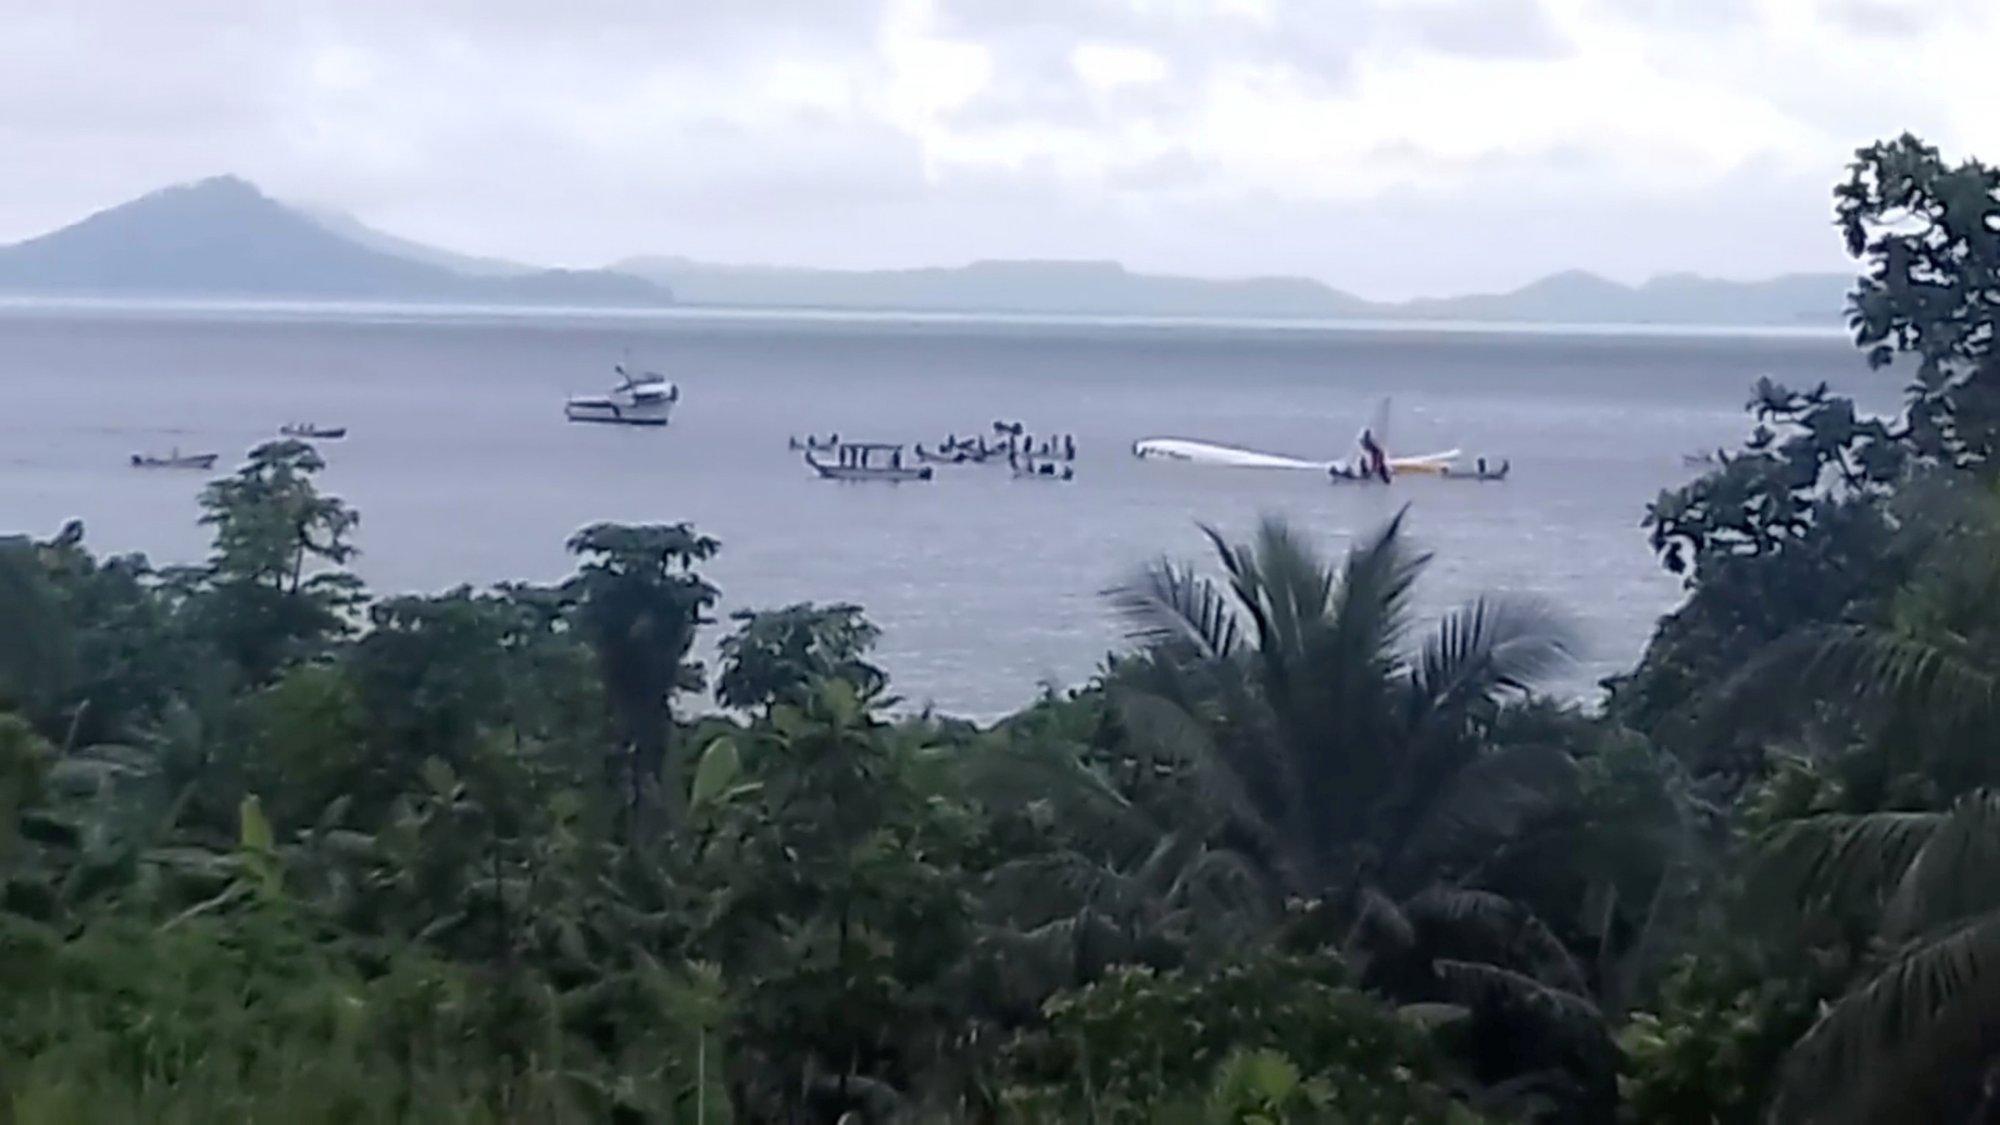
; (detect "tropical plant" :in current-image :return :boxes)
[0,537,73,730]
[1745,790,2000,1122]
[691,677,978,1118]
[1106,511,1618,1114]
[996,953,1471,1122]
[716,602,884,714]
[561,522,718,828]
[1110,512,1576,904]
[180,440,365,682]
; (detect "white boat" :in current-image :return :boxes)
[566,363,679,426]
[131,448,218,470]
[1440,458,1511,482]
[805,442,933,482]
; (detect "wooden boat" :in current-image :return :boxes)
[1013,462,1074,481]
[280,423,347,439]
[915,444,975,465]
[131,449,218,470]
[805,442,933,482]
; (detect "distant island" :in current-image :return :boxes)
[620,257,1851,327]
[0,177,668,307]
[0,175,1851,326]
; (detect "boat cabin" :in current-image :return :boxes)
[834,442,909,470]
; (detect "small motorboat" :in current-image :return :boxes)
[567,362,678,426]
[805,442,933,482]
[131,449,219,470]
[1441,458,1511,482]
[280,423,347,440]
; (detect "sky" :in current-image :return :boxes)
[1,0,1993,299]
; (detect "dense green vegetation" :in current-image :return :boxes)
[4,134,2000,1121]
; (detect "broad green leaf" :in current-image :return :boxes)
[238,794,273,854]
[690,737,742,809]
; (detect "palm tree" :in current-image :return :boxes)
[1752,790,2000,1123]
[1109,511,1614,1113]
[1722,522,2000,1122]
[1108,511,1577,910]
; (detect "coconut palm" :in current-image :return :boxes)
[1723,522,2000,1121]
[1107,510,1578,909]
[1108,511,1615,1113]
[1751,790,2000,1123]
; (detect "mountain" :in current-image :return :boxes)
[618,256,1376,319]
[0,177,668,306]
[1401,269,1852,326]
[621,256,1852,327]
[299,205,539,278]
[0,175,1849,324]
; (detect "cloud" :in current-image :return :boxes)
[0,0,1989,294]
[1818,0,1930,37]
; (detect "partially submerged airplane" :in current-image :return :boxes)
[1131,399,1460,482]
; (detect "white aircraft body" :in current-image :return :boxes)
[1128,438,1331,471]
[1131,399,1459,480]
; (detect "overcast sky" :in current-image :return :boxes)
[2,0,1991,298]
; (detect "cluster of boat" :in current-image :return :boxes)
[128,360,1519,494]
[790,421,1080,483]
[130,422,347,470]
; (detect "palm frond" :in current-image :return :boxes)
[1432,958,1604,1033]
[1413,594,1576,716]
[1163,843,1277,925]
[1327,508,1429,674]
[1406,887,1589,995]
[1395,744,1580,875]
[1107,559,1240,661]
[1238,517,1337,662]
[1711,624,2000,739]
[1884,789,2000,938]
[1747,808,1944,932]
[957,738,1139,841]
[1345,886,1415,964]
[1774,908,2000,1124]
[1110,687,1284,851]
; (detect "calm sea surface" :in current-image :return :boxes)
[0,303,1893,717]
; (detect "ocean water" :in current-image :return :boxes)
[0,303,1891,718]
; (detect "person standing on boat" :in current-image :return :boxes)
[1360,428,1390,483]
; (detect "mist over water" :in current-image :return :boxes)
[0,306,1888,717]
